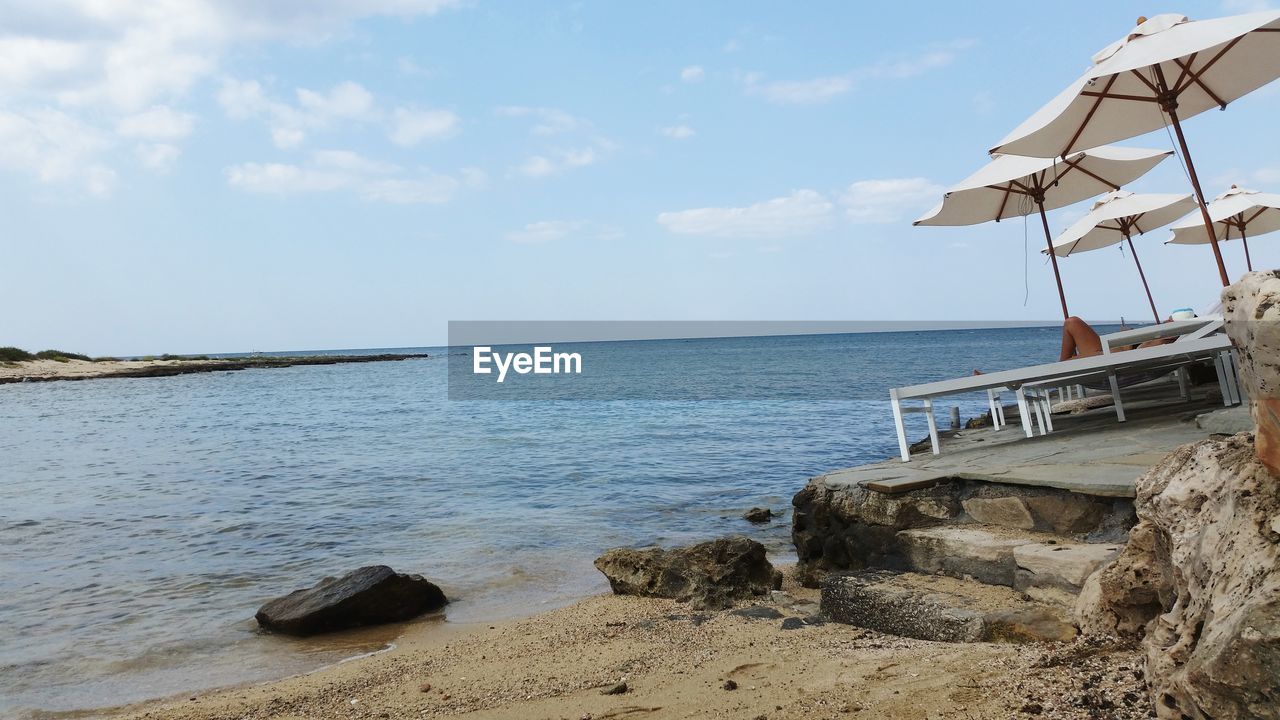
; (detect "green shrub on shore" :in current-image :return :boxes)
[35,349,93,362]
[0,347,34,361]
[158,353,211,361]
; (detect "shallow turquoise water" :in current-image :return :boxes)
[0,327,1072,717]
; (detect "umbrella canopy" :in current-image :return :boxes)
[1051,191,1197,256]
[989,10,1280,286]
[1169,185,1280,270]
[1048,191,1196,322]
[915,146,1172,319]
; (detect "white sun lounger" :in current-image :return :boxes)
[1016,318,1234,430]
[889,333,1237,462]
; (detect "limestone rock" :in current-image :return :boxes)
[1013,542,1122,591]
[1224,269,1280,476]
[1076,436,1280,719]
[594,536,783,610]
[255,565,447,636]
[791,476,1133,586]
[898,526,1028,586]
[961,496,1034,530]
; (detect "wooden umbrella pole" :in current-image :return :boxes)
[1242,228,1253,271]
[1125,232,1161,323]
[1036,198,1070,320]
[1153,66,1230,286]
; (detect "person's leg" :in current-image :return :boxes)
[1060,316,1103,361]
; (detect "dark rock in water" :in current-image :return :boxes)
[730,605,784,620]
[255,565,447,636]
[742,507,773,523]
[593,536,783,610]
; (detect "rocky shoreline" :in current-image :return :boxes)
[0,353,430,384]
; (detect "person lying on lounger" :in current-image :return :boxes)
[975,309,1215,375]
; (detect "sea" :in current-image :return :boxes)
[0,326,1092,718]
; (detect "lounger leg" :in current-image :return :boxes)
[1225,351,1242,406]
[1016,387,1034,438]
[986,389,1001,431]
[891,391,910,463]
[1042,394,1055,433]
[1031,392,1047,435]
[996,398,1006,428]
[1215,354,1231,407]
[923,398,940,455]
[1076,383,1085,398]
[1108,372,1126,422]
[1177,367,1189,401]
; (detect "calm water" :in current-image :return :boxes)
[0,327,1072,718]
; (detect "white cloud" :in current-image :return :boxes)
[742,41,970,105]
[657,190,834,238]
[1252,167,1280,184]
[296,81,374,119]
[744,74,854,105]
[0,108,116,195]
[216,78,267,119]
[218,77,384,149]
[680,65,705,82]
[0,1,465,195]
[460,166,489,188]
[840,178,944,224]
[361,176,457,204]
[390,107,459,146]
[505,220,587,243]
[135,142,181,172]
[512,140,612,179]
[661,125,696,140]
[225,162,348,194]
[312,149,396,174]
[225,149,466,204]
[496,105,583,135]
[116,105,195,140]
[516,155,557,178]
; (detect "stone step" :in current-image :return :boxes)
[821,569,1077,643]
[896,525,1122,605]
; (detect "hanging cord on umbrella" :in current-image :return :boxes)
[1151,66,1194,187]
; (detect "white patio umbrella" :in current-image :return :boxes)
[990,10,1280,286]
[1168,185,1280,271]
[915,146,1172,319]
[1048,190,1197,322]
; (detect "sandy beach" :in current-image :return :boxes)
[104,570,1151,720]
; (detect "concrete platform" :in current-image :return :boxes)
[823,382,1240,498]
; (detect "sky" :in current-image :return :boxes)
[3,0,1280,355]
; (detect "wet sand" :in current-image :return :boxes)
[104,571,1152,720]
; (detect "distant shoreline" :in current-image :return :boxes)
[0,353,430,385]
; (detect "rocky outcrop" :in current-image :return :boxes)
[256,565,447,636]
[791,478,1132,586]
[742,507,773,523]
[1073,272,1280,719]
[1076,435,1280,719]
[593,536,783,610]
[1224,269,1280,475]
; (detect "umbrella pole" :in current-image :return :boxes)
[1162,104,1231,286]
[1242,229,1253,272]
[1036,199,1070,320]
[1125,232,1160,324]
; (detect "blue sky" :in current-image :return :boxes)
[3,0,1279,355]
